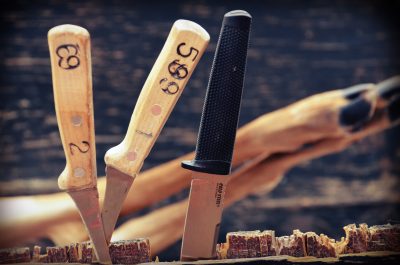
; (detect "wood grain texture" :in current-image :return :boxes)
[104,20,209,177]
[48,25,96,190]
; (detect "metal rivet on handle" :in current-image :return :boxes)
[151,104,162,116]
[74,167,86,178]
[127,151,137,161]
[71,115,82,126]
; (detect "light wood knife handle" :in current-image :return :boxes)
[105,20,209,177]
[48,25,97,190]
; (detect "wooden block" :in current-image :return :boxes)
[46,246,68,263]
[276,230,306,257]
[0,247,30,264]
[217,223,400,260]
[80,241,94,264]
[246,232,261,258]
[224,230,280,259]
[65,242,80,263]
[227,231,262,259]
[109,239,151,264]
[32,245,41,262]
[258,230,277,256]
[305,232,337,258]
[216,243,228,259]
[337,223,369,254]
[0,238,150,264]
[367,224,400,252]
[226,232,245,259]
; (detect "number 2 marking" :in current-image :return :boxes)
[56,44,80,70]
[69,141,90,155]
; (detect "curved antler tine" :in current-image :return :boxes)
[376,75,400,102]
[341,83,374,100]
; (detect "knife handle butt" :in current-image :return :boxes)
[182,10,252,175]
[48,25,97,190]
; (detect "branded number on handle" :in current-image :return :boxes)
[160,42,199,95]
[56,44,80,70]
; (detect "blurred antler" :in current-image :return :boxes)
[111,76,400,254]
[0,76,398,250]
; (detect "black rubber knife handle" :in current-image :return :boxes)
[182,10,251,175]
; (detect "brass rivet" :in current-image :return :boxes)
[127,151,137,161]
[151,104,162,116]
[71,116,82,126]
[73,167,86,178]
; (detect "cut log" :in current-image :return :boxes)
[0,238,150,264]
[217,223,400,259]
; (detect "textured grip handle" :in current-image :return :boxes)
[182,10,251,175]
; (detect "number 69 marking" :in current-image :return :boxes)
[159,78,179,95]
[56,44,80,70]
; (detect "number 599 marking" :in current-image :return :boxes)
[159,42,199,95]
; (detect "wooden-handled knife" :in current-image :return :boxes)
[180,11,252,261]
[102,20,210,243]
[48,25,111,264]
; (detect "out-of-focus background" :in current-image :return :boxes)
[0,0,399,261]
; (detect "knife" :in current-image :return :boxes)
[48,25,111,264]
[180,10,252,261]
[102,20,210,243]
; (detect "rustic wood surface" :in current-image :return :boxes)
[0,239,150,264]
[217,223,400,259]
[8,254,400,264]
[146,253,400,264]
[0,0,399,261]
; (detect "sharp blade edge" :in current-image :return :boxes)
[181,173,229,261]
[102,166,135,243]
[68,187,111,264]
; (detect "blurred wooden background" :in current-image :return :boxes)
[0,0,399,260]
